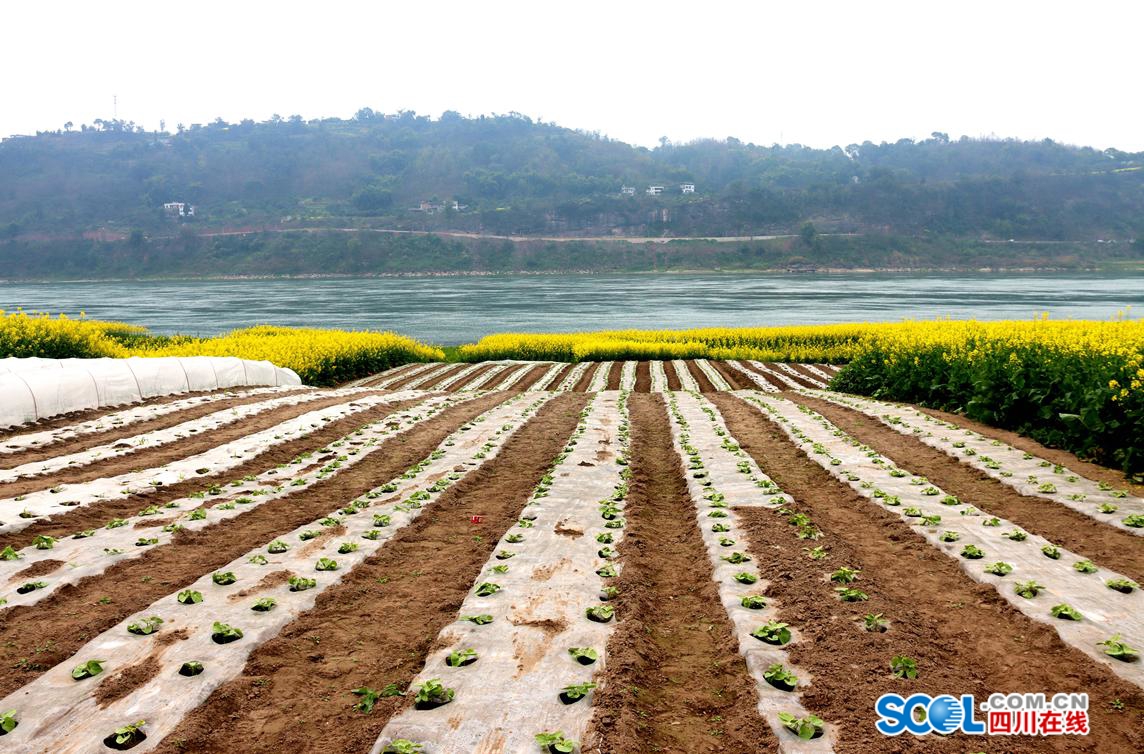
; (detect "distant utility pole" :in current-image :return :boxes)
[113,94,118,120]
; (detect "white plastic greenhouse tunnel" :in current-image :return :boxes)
[0,356,302,428]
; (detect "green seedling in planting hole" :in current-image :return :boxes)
[106,519,128,529]
[373,514,392,527]
[1097,635,1138,661]
[903,507,922,517]
[127,616,163,635]
[177,589,203,605]
[289,576,317,592]
[462,614,494,625]
[604,519,625,529]
[1050,604,1083,621]
[161,524,183,534]
[381,739,423,754]
[211,622,243,643]
[212,571,237,585]
[1037,483,1057,494]
[830,566,860,584]
[864,613,889,632]
[113,720,146,746]
[778,711,825,740]
[298,530,319,541]
[600,586,619,600]
[475,582,501,597]
[721,551,751,565]
[71,659,106,681]
[248,554,268,566]
[188,508,207,521]
[318,516,340,526]
[1041,544,1061,559]
[352,686,391,714]
[1106,578,1138,594]
[1123,514,1144,528]
[32,535,56,550]
[178,660,205,677]
[982,518,1001,527]
[1073,560,1099,574]
[1098,504,1118,514]
[1,709,18,734]
[711,523,731,533]
[492,564,509,574]
[718,537,736,547]
[569,647,598,665]
[586,605,614,623]
[890,655,919,679]
[104,547,125,556]
[446,648,479,668]
[797,526,823,540]
[740,595,767,610]
[984,562,1013,576]
[495,550,516,561]
[1003,529,1028,542]
[804,546,828,560]
[559,682,596,703]
[733,572,758,585]
[315,558,339,572]
[337,542,359,554]
[836,587,869,602]
[764,663,799,691]
[596,532,614,544]
[939,531,960,542]
[751,621,792,645]
[252,597,277,612]
[1014,580,1045,598]
[961,545,985,560]
[362,530,381,541]
[921,486,940,496]
[506,534,525,544]
[535,731,576,753]
[413,678,455,707]
[0,546,21,561]
[920,514,942,526]
[598,546,616,559]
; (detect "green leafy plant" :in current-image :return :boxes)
[751,621,792,645]
[177,589,203,605]
[938,531,960,542]
[777,711,825,740]
[316,557,339,571]
[126,616,163,635]
[211,621,243,644]
[71,659,106,680]
[830,566,860,584]
[178,661,204,677]
[763,663,799,691]
[836,587,869,602]
[569,647,598,665]
[16,580,47,594]
[289,575,317,591]
[961,544,985,559]
[721,551,751,565]
[1041,544,1061,559]
[381,740,423,754]
[984,562,1013,576]
[586,605,614,623]
[1050,603,1083,621]
[338,542,359,554]
[890,655,918,679]
[212,571,237,586]
[0,709,17,734]
[1003,529,1028,542]
[1073,560,1098,574]
[413,678,455,708]
[1014,580,1045,598]
[248,554,268,565]
[1123,514,1144,528]
[32,535,56,550]
[1097,634,1138,661]
[462,614,494,625]
[740,595,767,610]
[864,613,889,632]
[446,648,478,667]
[559,682,597,703]
[111,720,146,747]
[535,731,576,753]
[1106,578,1138,594]
[475,582,501,597]
[733,572,758,585]
[252,597,277,612]
[0,546,22,561]
[803,546,828,560]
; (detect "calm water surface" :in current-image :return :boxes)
[2,272,1141,345]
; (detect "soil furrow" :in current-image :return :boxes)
[605,361,624,390]
[447,362,499,391]
[709,392,1143,754]
[572,363,597,392]
[0,390,312,469]
[0,393,510,697]
[150,392,590,754]
[710,360,749,390]
[664,362,683,391]
[0,398,420,551]
[787,363,830,384]
[765,363,819,389]
[738,361,788,390]
[587,394,775,753]
[684,359,717,392]
[383,364,447,390]
[791,392,1144,583]
[0,391,393,498]
[0,387,284,443]
[415,363,466,390]
[634,361,652,392]
[907,405,1144,499]
[482,364,524,390]
[545,363,576,390]
[510,363,549,391]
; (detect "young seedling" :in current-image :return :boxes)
[1014,580,1045,598]
[177,589,203,605]
[600,586,620,601]
[803,546,828,560]
[289,576,317,591]
[721,551,751,565]
[751,621,792,645]
[568,647,598,665]
[126,616,163,636]
[252,597,277,612]
[178,661,204,677]
[16,581,47,594]
[938,531,960,542]
[1003,529,1028,542]
[1073,560,1098,574]
[558,682,597,704]
[836,587,869,602]
[1050,604,1083,621]
[1097,635,1139,661]
[777,711,825,740]
[1106,578,1138,594]
[381,740,424,754]
[961,544,985,560]
[211,621,243,644]
[462,614,494,625]
[740,595,767,610]
[212,571,237,586]
[830,566,860,584]
[535,731,576,753]
[984,562,1013,576]
[0,710,18,735]
[446,648,479,668]
[1041,544,1061,559]
[495,549,516,560]
[890,655,918,679]
[733,572,758,585]
[338,542,359,554]
[763,663,799,691]
[864,613,889,632]
[0,546,21,561]
[71,659,106,681]
[586,605,615,623]
[475,582,502,597]
[106,720,147,750]
[413,678,455,709]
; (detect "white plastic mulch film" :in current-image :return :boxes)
[0,356,301,428]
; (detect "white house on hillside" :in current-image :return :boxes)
[163,202,194,217]
[680,183,695,194]
[620,185,636,196]
[646,185,664,195]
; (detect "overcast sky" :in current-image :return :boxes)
[4,1,1142,150]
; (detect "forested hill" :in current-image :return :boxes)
[3,110,1143,244]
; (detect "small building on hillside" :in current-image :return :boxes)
[163,202,194,217]
[646,185,664,195]
[680,183,696,194]
[620,185,636,196]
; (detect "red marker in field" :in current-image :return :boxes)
[470,515,484,524]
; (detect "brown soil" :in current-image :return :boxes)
[415,363,466,390]
[12,558,65,579]
[909,405,1144,497]
[447,362,499,391]
[684,359,717,393]
[572,363,597,392]
[585,394,777,754]
[605,361,624,390]
[762,363,818,389]
[477,364,519,390]
[510,364,550,392]
[0,397,424,551]
[787,363,830,385]
[634,361,652,392]
[791,393,1144,583]
[0,387,295,443]
[664,361,683,391]
[545,363,575,391]
[0,393,509,697]
[355,363,418,388]
[384,363,446,390]
[737,361,787,390]
[710,360,750,391]
[94,655,162,707]
[709,392,1144,753]
[0,391,394,498]
[150,393,590,754]
[0,390,314,470]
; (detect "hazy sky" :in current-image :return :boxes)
[4,0,1142,150]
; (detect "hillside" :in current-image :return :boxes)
[1,111,1143,276]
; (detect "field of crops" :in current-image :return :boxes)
[0,358,1140,753]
